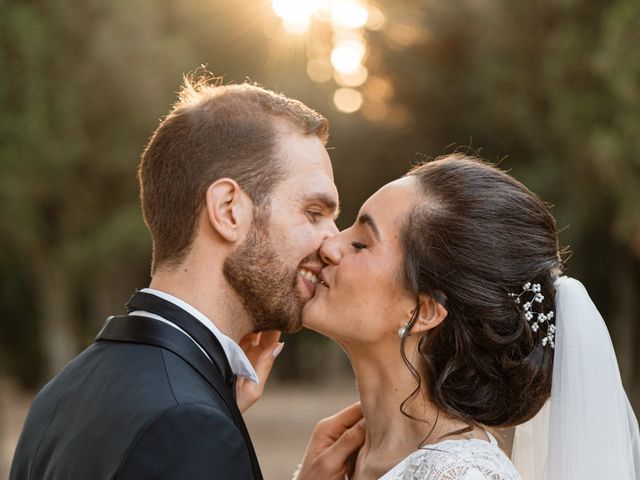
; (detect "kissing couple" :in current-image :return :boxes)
[11,76,640,480]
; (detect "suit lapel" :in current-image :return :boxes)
[96,315,263,480]
[125,291,236,388]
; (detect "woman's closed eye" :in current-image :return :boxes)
[351,241,368,251]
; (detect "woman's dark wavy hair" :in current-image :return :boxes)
[399,154,564,430]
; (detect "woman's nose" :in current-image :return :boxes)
[319,234,343,266]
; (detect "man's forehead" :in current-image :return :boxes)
[273,126,338,210]
[274,121,330,160]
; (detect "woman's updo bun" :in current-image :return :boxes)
[401,154,563,427]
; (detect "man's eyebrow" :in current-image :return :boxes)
[306,193,341,220]
[358,212,381,241]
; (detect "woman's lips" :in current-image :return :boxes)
[317,271,329,288]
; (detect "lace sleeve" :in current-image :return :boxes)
[387,439,522,480]
[434,465,493,480]
[398,458,518,480]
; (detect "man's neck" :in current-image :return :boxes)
[149,260,253,343]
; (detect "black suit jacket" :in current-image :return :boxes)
[10,293,263,480]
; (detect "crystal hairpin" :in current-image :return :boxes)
[509,282,555,348]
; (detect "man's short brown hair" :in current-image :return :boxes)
[138,74,329,272]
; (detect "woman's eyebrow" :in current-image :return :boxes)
[358,212,381,241]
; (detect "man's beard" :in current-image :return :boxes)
[223,214,304,333]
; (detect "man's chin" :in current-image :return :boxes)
[253,323,301,334]
[251,313,301,334]
[283,321,304,334]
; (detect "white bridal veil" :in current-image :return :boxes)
[512,276,640,479]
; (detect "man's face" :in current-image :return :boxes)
[223,126,339,333]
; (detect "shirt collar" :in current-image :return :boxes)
[140,288,259,384]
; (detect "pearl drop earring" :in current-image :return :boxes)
[398,324,410,338]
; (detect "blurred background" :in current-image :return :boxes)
[1,0,639,477]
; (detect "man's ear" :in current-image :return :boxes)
[406,294,448,335]
[204,178,251,243]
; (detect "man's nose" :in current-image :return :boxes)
[325,219,339,237]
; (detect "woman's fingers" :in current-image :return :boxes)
[239,331,281,358]
[294,402,366,480]
[239,332,260,351]
[258,330,281,348]
[315,402,364,443]
[323,417,365,469]
[235,330,284,413]
[254,340,285,385]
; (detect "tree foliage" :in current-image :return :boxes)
[0,0,638,404]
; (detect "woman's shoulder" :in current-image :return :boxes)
[380,436,522,480]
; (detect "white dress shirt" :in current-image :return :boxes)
[129,288,259,384]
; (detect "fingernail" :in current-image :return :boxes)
[272,342,285,358]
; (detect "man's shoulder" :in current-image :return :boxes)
[30,339,221,427]
[80,340,222,408]
[13,340,237,478]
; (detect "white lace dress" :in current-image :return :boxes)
[378,433,522,480]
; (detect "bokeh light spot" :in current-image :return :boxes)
[272,0,315,34]
[331,39,366,74]
[334,64,368,87]
[365,5,386,30]
[333,87,364,113]
[307,59,334,83]
[363,75,394,101]
[330,1,369,29]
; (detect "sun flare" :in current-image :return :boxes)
[270,0,387,115]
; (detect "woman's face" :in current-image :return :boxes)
[303,176,420,344]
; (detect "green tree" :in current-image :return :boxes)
[0,0,195,375]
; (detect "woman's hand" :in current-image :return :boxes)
[236,330,283,413]
[294,402,366,480]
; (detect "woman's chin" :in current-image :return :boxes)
[302,301,334,336]
[302,290,351,340]
[301,300,322,330]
